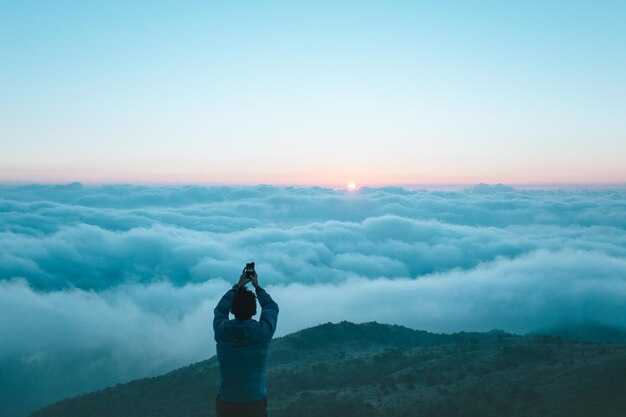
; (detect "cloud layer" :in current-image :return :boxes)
[1,183,626,415]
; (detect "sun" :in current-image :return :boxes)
[347,182,357,191]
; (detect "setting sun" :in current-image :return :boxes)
[347,182,356,190]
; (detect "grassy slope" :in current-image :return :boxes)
[30,321,626,417]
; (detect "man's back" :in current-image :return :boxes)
[213,286,279,402]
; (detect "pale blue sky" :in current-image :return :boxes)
[1,1,625,186]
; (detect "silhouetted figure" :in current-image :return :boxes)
[213,266,279,417]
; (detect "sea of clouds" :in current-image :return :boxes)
[2,183,626,415]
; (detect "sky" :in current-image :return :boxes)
[2,183,626,415]
[1,1,626,186]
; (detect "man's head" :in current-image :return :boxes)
[231,288,257,320]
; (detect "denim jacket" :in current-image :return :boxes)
[213,286,279,401]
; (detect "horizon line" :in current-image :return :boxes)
[2,179,626,191]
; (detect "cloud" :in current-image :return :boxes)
[2,246,625,380]
[275,248,626,335]
[2,185,626,291]
[1,183,626,415]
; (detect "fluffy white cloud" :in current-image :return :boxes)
[1,183,626,415]
[2,184,626,291]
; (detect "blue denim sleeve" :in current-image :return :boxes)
[213,289,235,340]
[255,287,279,338]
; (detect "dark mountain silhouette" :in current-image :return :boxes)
[532,322,626,344]
[30,321,626,417]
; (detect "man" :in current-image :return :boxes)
[213,267,279,417]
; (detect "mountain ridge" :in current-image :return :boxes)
[30,321,626,417]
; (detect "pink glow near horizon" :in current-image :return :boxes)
[2,171,625,190]
[1,155,625,189]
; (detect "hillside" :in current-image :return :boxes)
[31,321,626,417]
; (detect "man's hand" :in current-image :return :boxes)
[249,271,259,289]
[236,272,249,289]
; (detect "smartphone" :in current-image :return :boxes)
[244,262,255,278]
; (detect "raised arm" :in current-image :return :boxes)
[213,288,235,337]
[250,272,279,337]
[256,287,279,336]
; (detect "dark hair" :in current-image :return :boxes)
[231,289,257,320]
